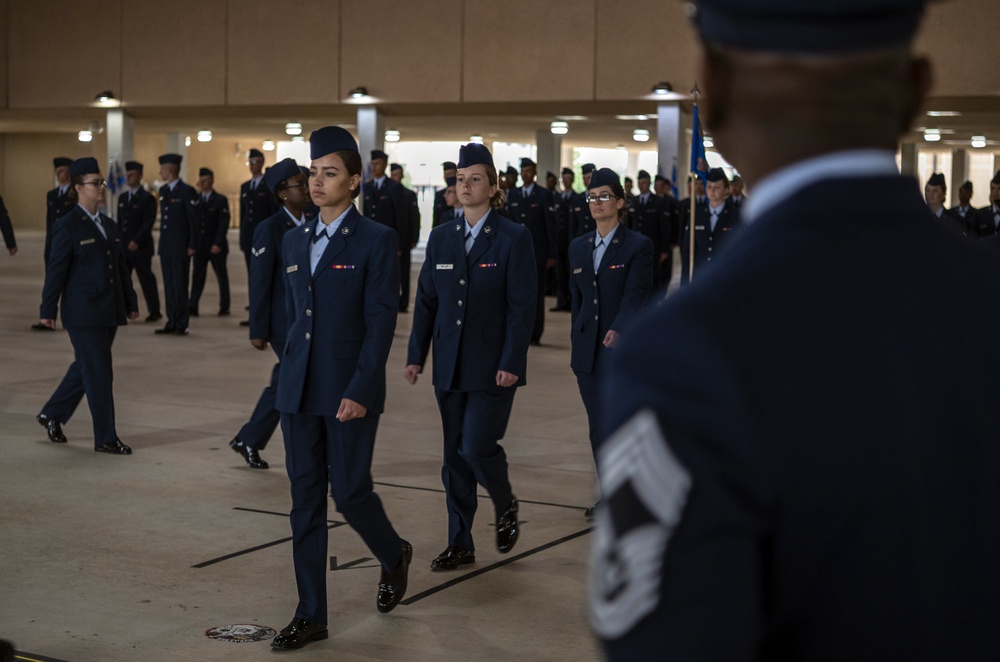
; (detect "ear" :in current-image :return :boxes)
[699,46,732,133]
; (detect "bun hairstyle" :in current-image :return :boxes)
[484,164,506,210]
[589,167,627,221]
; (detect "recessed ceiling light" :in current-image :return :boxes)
[550,121,569,135]
[924,128,941,142]
[971,135,987,148]
[197,130,212,142]
[616,115,649,121]
[926,111,961,117]
[78,130,93,142]
[385,129,401,142]
[633,128,650,142]
[285,122,302,136]
[262,140,276,151]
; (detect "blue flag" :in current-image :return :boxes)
[690,104,708,184]
[670,164,679,200]
[107,159,125,196]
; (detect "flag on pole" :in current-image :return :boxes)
[670,164,679,200]
[107,158,125,196]
[690,103,708,184]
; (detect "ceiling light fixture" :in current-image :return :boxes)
[971,135,987,148]
[262,140,275,151]
[470,134,484,144]
[197,130,212,143]
[78,130,93,142]
[550,121,569,135]
[704,136,715,148]
[926,110,961,117]
[633,128,650,142]
[923,128,941,142]
[651,81,673,95]
[385,129,401,142]
[184,135,192,147]
[349,86,368,99]
[285,122,303,136]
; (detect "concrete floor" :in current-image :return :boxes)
[0,230,608,661]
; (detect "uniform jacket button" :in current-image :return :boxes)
[458,300,463,306]
[305,332,311,340]
[306,309,312,316]
[459,279,466,285]
[456,319,462,325]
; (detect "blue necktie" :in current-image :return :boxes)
[313,227,329,243]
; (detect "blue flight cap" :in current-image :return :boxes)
[926,173,946,189]
[53,157,72,168]
[125,161,142,172]
[309,126,358,160]
[265,157,302,193]
[248,148,264,159]
[561,167,573,176]
[159,153,182,166]
[707,167,729,183]
[637,169,651,180]
[390,163,403,173]
[371,149,389,161]
[198,167,213,177]
[588,168,621,191]
[960,180,973,192]
[520,157,536,169]
[442,161,457,171]
[445,176,457,187]
[655,174,669,184]
[457,143,494,169]
[68,157,100,178]
[689,0,928,54]
[505,166,518,177]
[581,163,596,175]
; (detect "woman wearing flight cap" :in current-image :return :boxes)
[270,126,411,651]
[36,157,139,455]
[404,142,536,572]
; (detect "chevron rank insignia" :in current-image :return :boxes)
[251,246,266,257]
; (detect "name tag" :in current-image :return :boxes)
[286,265,298,273]
[80,238,95,245]
[695,225,706,230]
[436,263,454,270]
[572,267,583,274]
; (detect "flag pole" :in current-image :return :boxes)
[688,84,701,284]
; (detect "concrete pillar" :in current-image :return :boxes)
[165,132,188,182]
[950,148,968,207]
[899,143,918,178]
[357,106,385,215]
[106,109,134,167]
[656,101,683,187]
[536,129,561,185]
[994,153,1000,175]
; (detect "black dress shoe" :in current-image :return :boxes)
[377,540,412,613]
[95,438,132,455]
[153,326,176,335]
[37,414,67,443]
[270,618,328,651]
[188,308,200,317]
[217,309,230,316]
[529,338,541,346]
[496,497,520,553]
[174,328,189,336]
[584,501,600,520]
[229,437,269,469]
[31,322,55,331]
[430,545,475,571]
[145,313,162,322]
[239,320,250,327]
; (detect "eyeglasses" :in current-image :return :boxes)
[585,193,616,203]
[283,182,309,191]
[81,179,107,188]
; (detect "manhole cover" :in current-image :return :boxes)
[205,624,277,643]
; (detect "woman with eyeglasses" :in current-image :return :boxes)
[269,127,411,652]
[405,143,536,572]
[569,167,653,518]
[36,157,139,455]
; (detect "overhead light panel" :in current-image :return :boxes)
[262,140,276,151]
[470,134,484,144]
[926,110,961,117]
[285,122,303,136]
[550,121,568,135]
[197,130,212,143]
[385,129,400,142]
[616,114,649,121]
[349,86,368,99]
[78,130,93,142]
[633,128,650,142]
[651,81,673,95]
[971,135,987,148]
[704,136,715,148]
[923,128,941,142]
[291,136,304,142]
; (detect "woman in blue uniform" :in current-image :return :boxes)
[36,157,139,454]
[405,143,536,571]
[270,127,410,652]
[569,167,653,517]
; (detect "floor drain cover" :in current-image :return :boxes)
[205,624,277,643]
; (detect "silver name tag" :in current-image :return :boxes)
[436,264,454,270]
[286,265,298,273]
[80,238,95,245]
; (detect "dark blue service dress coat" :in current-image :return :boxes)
[569,224,653,458]
[157,180,199,331]
[679,199,741,284]
[593,174,1000,661]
